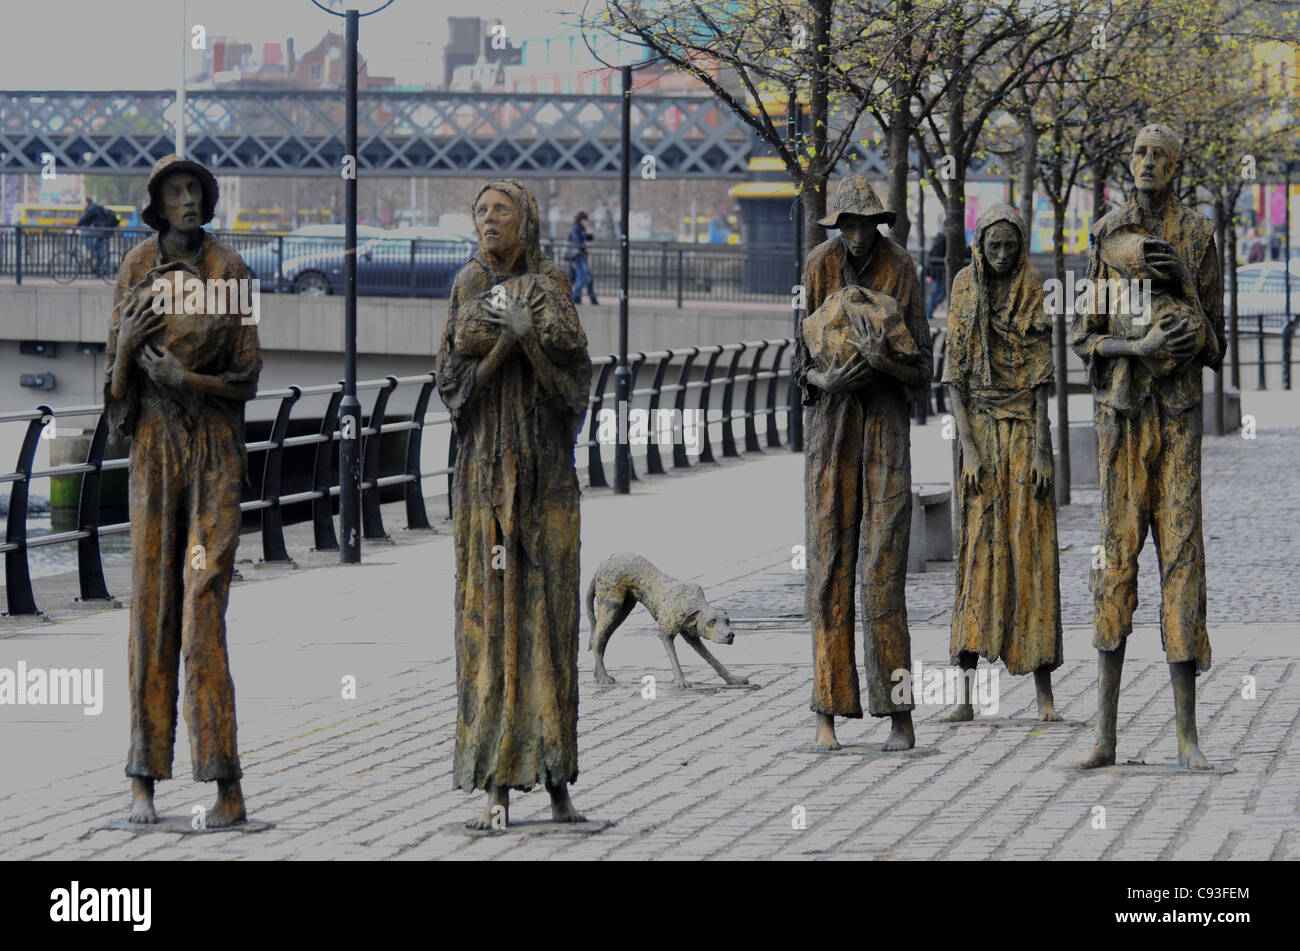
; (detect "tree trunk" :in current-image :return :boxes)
[804,173,828,252]
[1051,156,1071,506]
[806,0,833,252]
[1213,197,1227,433]
[1228,212,1240,390]
[887,93,913,247]
[1018,120,1038,233]
[1091,159,1109,224]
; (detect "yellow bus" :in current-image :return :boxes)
[232,208,334,234]
[13,203,141,231]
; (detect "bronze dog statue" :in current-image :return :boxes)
[587,553,749,688]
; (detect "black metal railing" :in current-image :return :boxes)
[0,225,800,304]
[0,337,794,616]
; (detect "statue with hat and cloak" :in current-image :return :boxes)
[104,155,262,825]
[794,175,934,751]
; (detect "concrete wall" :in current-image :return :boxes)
[0,282,793,413]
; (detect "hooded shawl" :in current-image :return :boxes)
[436,179,592,793]
[943,204,1053,417]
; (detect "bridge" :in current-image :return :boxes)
[0,89,894,178]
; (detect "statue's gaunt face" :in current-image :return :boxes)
[837,214,879,261]
[160,171,204,233]
[475,188,521,257]
[1130,135,1177,196]
[982,221,1020,276]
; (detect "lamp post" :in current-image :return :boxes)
[580,23,651,496]
[311,0,394,562]
[1284,159,1296,390]
[177,0,188,157]
[614,65,633,493]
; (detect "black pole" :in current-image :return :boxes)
[614,65,632,493]
[1285,161,1294,391]
[788,91,803,452]
[339,8,362,562]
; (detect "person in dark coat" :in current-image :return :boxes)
[76,197,119,273]
[925,232,947,319]
[567,210,598,305]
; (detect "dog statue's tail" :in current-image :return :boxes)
[584,573,597,651]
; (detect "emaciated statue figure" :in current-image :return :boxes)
[106,155,262,825]
[942,203,1063,721]
[1072,124,1224,769]
[436,179,593,827]
[795,175,934,751]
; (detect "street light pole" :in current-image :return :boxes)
[313,0,392,561]
[787,90,803,453]
[614,64,632,494]
[339,7,362,562]
[1285,160,1294,391]
[177,0,188,157]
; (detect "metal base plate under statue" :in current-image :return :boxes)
[98,816,276,835]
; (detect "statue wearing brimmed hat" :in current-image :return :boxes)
[104,154,262,826]
[1072,123,1225,772]
[795,174,932,753]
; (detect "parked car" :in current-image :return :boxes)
[280,225,476,298]
[1226,260,1300,328]
[238,224,387,292]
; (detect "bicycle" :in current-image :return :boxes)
[50,230,117,285]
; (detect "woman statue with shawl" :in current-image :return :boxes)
[941,204,1063,721]
[436,179,592,828]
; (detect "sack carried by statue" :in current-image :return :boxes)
[802,284,921,375]
[1100,227,1207,378]
[127,263,236,371]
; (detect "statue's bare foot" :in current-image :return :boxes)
[466,787,509,830]
[205,779,246,828]
[723,673,750,686]
[594,669,615,686]
[939,703,974,722]
[814,713,840,751]
[1180,744,1212,771]
[548,784,586,823]
[1038,699,1062,722]
[128,777,158,824]
[882,712,915,751]
[1078,742,1116,769]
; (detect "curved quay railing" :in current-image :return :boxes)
[0,337,795,617]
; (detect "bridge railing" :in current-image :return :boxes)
[0,336,794,616]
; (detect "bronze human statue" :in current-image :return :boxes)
[105,155,262,825]
[436,179,592,827]
[1072,124,1224,769]
[942,204,1063,721]
[795,175,934,751]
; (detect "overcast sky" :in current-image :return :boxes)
[0,0,586,88]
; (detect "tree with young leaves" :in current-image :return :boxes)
[589,0,949,250]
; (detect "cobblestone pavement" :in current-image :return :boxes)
[1,394,1296,860]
